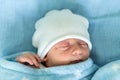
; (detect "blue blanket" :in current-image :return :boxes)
[0,53,98,80]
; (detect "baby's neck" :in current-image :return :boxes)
[41,62,48,67]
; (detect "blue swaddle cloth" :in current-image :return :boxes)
[0,53,98,80]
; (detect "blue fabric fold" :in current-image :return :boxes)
[0,53,98,80]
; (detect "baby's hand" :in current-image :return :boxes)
[16,52,42,68]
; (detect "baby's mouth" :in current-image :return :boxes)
[70,60,82,64]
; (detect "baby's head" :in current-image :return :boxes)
[32,9,92,67]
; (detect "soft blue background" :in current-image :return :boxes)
[0,0,120,79]
[92,60,120,80]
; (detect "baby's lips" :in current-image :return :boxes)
[75,60,82,63]
[71,60,82,64]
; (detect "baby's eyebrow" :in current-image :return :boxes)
[55,41,70,47]
[59,41,69,45]
[80,41,86,44]
[78,40,86,43]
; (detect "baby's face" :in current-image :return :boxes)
[45,38,90,67]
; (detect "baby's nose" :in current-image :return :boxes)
[72,50,82,56]
[72,47,82,56]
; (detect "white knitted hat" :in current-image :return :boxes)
[32,9,92,59]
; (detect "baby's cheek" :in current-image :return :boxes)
[61,52,69,56]
[61,53,71,60]
[83,53,89,59]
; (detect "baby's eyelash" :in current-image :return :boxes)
[80,43,86,45]
[59,46,70,50]
[79,43,88,47]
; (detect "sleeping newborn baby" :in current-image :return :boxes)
[16,9,92,68]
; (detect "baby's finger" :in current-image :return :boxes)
[18,56,34,66]
[32,54,42,63]
[28,54,40,68]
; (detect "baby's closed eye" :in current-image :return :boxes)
[79,43,88,48]
[57,42,70,50]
